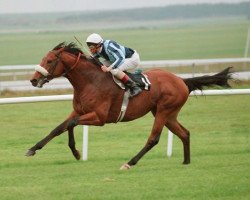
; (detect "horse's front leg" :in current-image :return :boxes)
[26,110,107,158]
[26,113,78,157]
[68,127,80,160]
[67,110,108,160]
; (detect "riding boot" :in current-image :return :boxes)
[124,78,142,97]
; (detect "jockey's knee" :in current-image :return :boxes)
[110,68,125,79]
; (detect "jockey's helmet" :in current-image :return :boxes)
[86,33,103,46]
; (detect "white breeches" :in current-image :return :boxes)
[103,51,140,76]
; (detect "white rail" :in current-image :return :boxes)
[1,89,249,160]
[1,58,249,91]
[1,58,250,70]
[0,94,73,104]
[1,89,250,105]
[190,89,250,96]
[1,71,249,92]
[140,57,250,68]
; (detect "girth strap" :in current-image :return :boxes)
[116,91,130,122]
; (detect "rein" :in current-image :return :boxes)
[71,52,82,70]
[61,52,82,76]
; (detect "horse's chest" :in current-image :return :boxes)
[73,96,97,114]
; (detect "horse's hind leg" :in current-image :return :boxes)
[166,120,190,164]
[121,113,165,169]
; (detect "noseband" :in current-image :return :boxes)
[35,50,82,80]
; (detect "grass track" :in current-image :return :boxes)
[0,17,249,199]
[0,95,249,199]
[0,20,249,65]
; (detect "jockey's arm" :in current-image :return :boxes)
[107,42,125,70]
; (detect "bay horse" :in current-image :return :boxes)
[27,42,232,169]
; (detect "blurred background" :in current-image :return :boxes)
[0,2,249,200]
[0,0,250,96]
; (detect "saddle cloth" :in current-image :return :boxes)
[113,71,151,90]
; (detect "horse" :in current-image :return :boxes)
[27,42,232,169]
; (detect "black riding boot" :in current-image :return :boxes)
[125,78,142,97]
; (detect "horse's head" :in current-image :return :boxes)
[30,42,83,88]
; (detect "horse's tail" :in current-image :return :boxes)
[183,67,233,93]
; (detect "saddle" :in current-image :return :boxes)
[113,70,151,91]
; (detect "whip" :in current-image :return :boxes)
[74,35,103,67]
[74,36,92,55]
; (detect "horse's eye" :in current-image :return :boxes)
[47,60,52,64]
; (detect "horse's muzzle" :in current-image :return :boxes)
[30,79,38,87]
[30,78,49,88]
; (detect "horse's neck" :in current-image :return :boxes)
[66,59,109,92]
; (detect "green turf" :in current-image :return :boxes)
[0,19,249,65]
[0,95,249,200]
[0,17,249,199]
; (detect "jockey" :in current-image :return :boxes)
[86,33,142,97]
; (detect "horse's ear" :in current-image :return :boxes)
[58,47,65,53]
[53,42,66,50]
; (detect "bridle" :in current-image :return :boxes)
[36,49,82,81]
[48,49,82,78]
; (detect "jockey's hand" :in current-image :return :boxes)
[101,65,112,72]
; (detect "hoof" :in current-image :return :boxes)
[73,150,81,160]
[182,160,190,165]
[120,163,131,170]
[26,149,36,157]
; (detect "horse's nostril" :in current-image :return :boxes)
[30,79,37,86]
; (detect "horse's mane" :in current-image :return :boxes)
[53,42,84,56]
[53,42,102,67]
